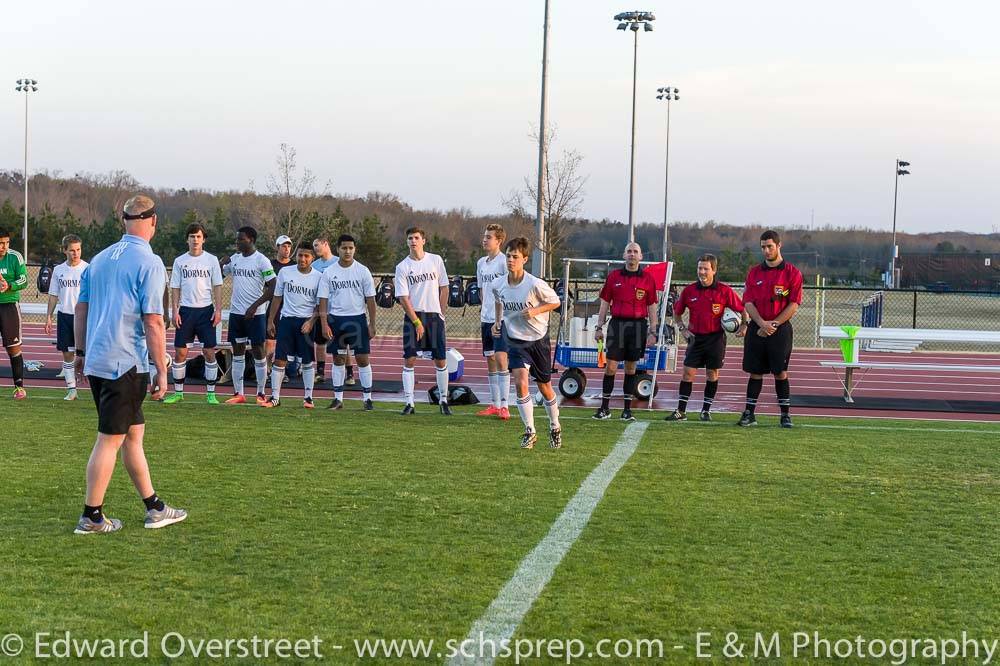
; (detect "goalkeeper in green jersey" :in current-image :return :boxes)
[0,228,28,399]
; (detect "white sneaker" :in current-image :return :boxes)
[64,389,78,401]
[144,504,188,529]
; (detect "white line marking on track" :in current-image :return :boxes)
[447,421,649,666]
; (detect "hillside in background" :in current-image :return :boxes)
[1,169,998,284]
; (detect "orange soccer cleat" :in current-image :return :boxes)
[224,394,247,405]
[477,405,501,417]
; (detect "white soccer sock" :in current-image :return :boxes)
[516,394,535,433]
[254,358,268,395]
[402,367,415,405]
[488,371,500,408]
[302,362,315,399]
[359,364,373,400]
[544,396,561,430]
[436,366,449,404]
[204,360,218,392]
[499,370,511,407]
[63,361,76,389]
[172,361,186,393]
[270,365,285,401]
[231,355,245,395]
[331,363,346,401]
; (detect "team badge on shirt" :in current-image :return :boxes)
[774,285,789,297]
[635,288,646,301]
[712,303,722,315]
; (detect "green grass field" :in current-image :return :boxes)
[3,389,999,664]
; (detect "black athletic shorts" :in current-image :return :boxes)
[505,334,553,384]
[56,311,75,352]
[88,366,148,435]
[606,317,648,362]
[742,322,793,375]
[0,302,22,348]
[684,330,726,370]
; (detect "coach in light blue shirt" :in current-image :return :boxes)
[71,194,187,536]
[78,230,167,380]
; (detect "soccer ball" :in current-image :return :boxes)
[721,308,741,333]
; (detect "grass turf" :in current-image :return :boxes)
[3,388,999,664]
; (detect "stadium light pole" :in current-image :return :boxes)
[614,11,655,243]
[656,86,678,261]
[15,78,38,262]
[533,0,551,277]
[890,159,910,288]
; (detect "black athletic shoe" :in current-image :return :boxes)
[592,408,612,420]
[549,428,563,449]
[401,403,416,415]
[780,414,793,428]
[363,399,374,411]
[737,410,757,427]
[664,410,687,422]
[327,398,343,410]
[520,430,537,449]
[699,411,712,422]
[620,409,635,422]
[439,402,453,416]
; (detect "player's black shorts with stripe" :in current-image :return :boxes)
[683,330,727,370]
[56,311,75,352]
[88,366,148,435]
[275,316,315,363]
[742,322,793,375]
[505,333,552,384]
[174,305,217,349]
[606,317,648,362]
[326,314,371,355]
[0,302,22,348]
[228,313,267,346]
[402,312,447,360]
[481,321,509,356]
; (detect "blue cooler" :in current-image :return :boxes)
[447,348,465,381]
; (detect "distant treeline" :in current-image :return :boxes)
[2,170,998,283]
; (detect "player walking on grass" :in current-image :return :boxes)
[0,228,28,400]
[163,222,224,405]
[738,229,803,428]
[265,242,322,408]
[319,234,377,411]
[72,195,186,534]
[395,226,451,415]
[45,234,88,401]
[476,224,511,420]
[664,253,745,422]
[491,237,563,449]
[220,226,276,405]
[593,242,659,422]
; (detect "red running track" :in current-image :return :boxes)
[8,323,1000,422]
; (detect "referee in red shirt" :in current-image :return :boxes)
[739,230,803,427]
[665,254,744,421]
[593,242,659,421]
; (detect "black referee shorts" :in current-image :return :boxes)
[742,322,793,375]
[88,366,148,435]
[606,317,648,363]
[683,331,727,370]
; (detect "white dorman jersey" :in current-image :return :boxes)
[170,251,223,308]
[318,261,376,317]
[491,272,559,341]
[224,251,276,316]
[477,253,507,323]
[394,252,448,314]
[275,266,322,319]
[49,260,89,315]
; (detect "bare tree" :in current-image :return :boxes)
[501,128,587,277]
[251,143,331,244]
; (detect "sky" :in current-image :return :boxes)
[2,1,998,234]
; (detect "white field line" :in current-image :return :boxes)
[447,421,649,666]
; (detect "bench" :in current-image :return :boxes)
[818,326,1000,402]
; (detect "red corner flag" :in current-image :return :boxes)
[645,261,673,291]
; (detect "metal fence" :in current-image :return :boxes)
[17,265,1000,352]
